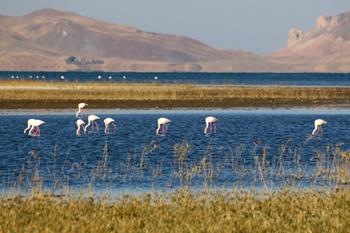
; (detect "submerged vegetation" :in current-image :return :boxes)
[2,141,350,194]
[0,138,349,232]
[1,80,350,108]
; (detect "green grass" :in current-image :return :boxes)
[1,80,350,108]
[0,189,349,232]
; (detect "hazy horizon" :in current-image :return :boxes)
[1,0,350,54]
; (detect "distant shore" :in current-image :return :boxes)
[1,81,350,109]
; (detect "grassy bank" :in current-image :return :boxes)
[0,190,349,232]
[1,80,350,108]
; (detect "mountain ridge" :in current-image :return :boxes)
[1,8,350,72]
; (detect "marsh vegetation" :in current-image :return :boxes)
[1,189,350,233]
[0,122,349,232]
[1,80,350,108]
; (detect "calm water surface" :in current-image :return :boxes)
[2,72,350,86]
[0,109,349,193]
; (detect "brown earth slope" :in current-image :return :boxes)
[0,8,273,72]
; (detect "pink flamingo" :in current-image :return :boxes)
[76,119,85,136]
[204,116,218,134]
[84,115,100,133]
[76,103,88,118]
[28,119,45,136]
[156,117,171,135]
[24,119,36,134]
[312,119,327,136]
[104,118,116,134]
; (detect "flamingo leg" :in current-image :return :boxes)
[320,126,323,135]
[156,125,160,135]
[113,123,116,133]
[28,125,35,136]
[95,122,99,131]
[24,124,31,134]
[315,126,321,135]
[207,123,212,133]
[162,124,166,134]
[213,123,217,133]
[204,124,208,134]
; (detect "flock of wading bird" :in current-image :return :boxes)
[23,103,327,137]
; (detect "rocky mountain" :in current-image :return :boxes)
[0,8,272,72]
[269,11,350,72]
[1,9,350,72]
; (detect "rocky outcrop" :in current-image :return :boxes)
[288,28,304,47]
[269,11,350,72]
[315,14,349,30]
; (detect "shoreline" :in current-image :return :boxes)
[1,107,350,115]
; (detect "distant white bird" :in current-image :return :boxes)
[76,119,85,136]
[108,76,112,80]
[29,75,33,79]
[28,119,45,136]
[312,119,327,136]
[76,103,88,118]
[84,115,100,133]
[204,116,218,134]
[154,76,158,80]
[10,75,14,79]
[156,117,171,135]
[123,75,127,80]
[104,117,116,134]
[98,75,102,79]
[61,75,65,80]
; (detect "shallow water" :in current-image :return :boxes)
[2,71,350,86]
[0,108,349,193]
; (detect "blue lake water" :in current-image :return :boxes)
[1,71,350,86]
[0,109,349,193]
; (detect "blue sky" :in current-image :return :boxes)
[1,0,350,54]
